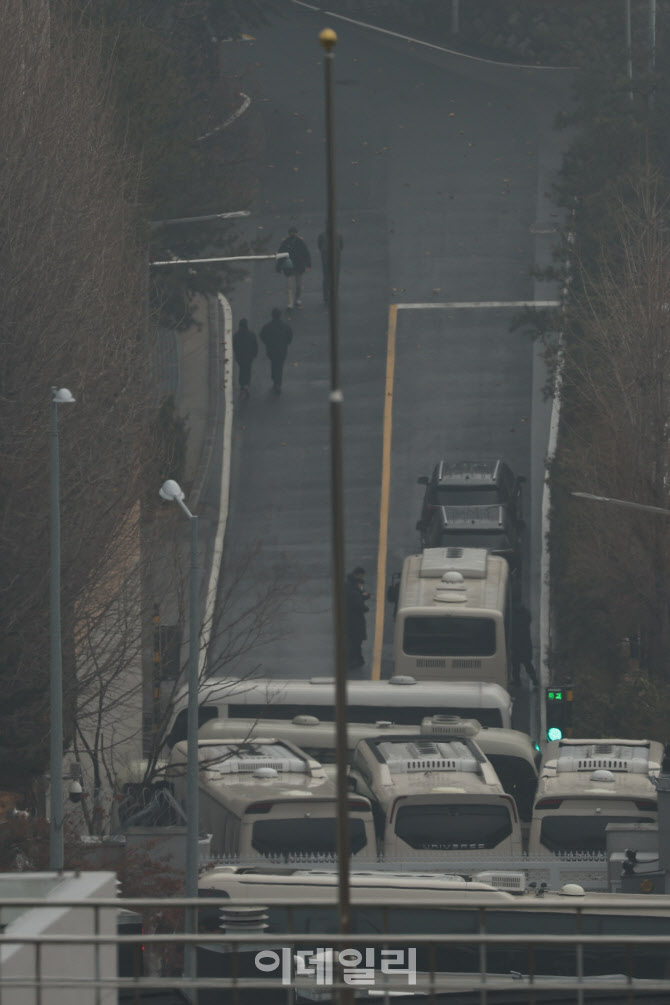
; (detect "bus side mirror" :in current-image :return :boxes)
[417,476,429,485]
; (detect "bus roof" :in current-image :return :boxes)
[199,866,513,900]
[400,549,508,612]
[352,735,505,803]
[198,717,537,774]
[166,676,513,743]
[169,737,339,813]
[536,738,663,801]
[199,866,670,915]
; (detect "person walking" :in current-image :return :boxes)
[510,603,538,687]
[232,318,258,397]
[259,307,293,394]
[276,225,311,310]
[317,228,343,306]
[345,566,370,671]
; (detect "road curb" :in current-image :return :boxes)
[190,294,222,513]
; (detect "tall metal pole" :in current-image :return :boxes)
[319,27,353,974]
[625,0,634,102]
[49,390,64,871]
[649,0,657,109]
[159,479,200,999]
[451,0,460,34]
[185,508,200,997]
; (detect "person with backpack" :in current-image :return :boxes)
[232,318,258,397]
[259,307,293,394]
[276,225,311,310]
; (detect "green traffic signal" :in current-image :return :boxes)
[546,685,572,742]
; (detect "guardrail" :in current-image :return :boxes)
[2,894,670,1003]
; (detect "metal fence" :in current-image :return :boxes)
[3,894,670,1004]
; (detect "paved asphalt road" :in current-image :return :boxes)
[209,5,571,702]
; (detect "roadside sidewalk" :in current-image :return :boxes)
[177,293,222,511]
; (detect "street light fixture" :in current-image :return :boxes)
[50,386,75,871]
[158,479,200,988]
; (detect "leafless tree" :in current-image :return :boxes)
[69,517,299,834]
[554,163,670,700]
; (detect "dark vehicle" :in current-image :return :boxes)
[416,460,524,547]
[422,504,521,571]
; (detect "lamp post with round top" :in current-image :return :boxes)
[159,479,200,991]
[49,386,75,871]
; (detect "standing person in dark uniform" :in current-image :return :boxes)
[510,603,538,687]
[232,318,258,397]
[259,307,293,394]
[317,227,343,306]
[276,225,311,310]
[345,566,370,671]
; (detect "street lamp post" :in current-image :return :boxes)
[49,386,75,871]
[625,0,634,102]
[572,491,670,518]
[159,479,200,991]
[319,31,353,1005]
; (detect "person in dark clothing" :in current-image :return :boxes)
[259,307,293,394]
[276,225,311,310]
[510,603,538,687]
[232,318,258,396]
[317,228,343,305]
[345,566,370,670]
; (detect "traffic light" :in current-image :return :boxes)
[546,686,573,741]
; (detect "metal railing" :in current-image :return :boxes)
[3,894,670,1003]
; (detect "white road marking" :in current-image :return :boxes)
[199,294,234,675]
[291,0,575,71]
[396,300,560,309]
[197,92,251,142]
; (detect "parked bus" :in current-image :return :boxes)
[350,733,522,858]
[167,736,376,860]
[528,738,662,855]
[165,675,513,748]
[200,714,538,821]
[390,547,511,688]
[198,866,670,983]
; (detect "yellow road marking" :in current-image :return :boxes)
[372,303,397,681]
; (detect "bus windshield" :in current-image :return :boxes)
[394,803,512,851]
[403,616,496,657]
[540,813,655,853]
[251,817,368,856]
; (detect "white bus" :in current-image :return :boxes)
[198,866,670,983]
[167,736,376,860]
[350,733,522,858]
[528,738,662,855]
[200,714,538,821]
[391,547,511,688]
[165,674,513,747]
